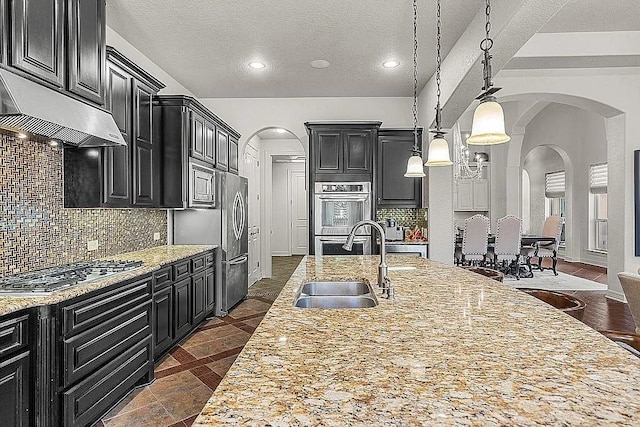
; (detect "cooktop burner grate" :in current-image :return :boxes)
[0,260,144,295]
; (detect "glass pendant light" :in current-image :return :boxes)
[404,0,426,178]
[425,0,452,167]
[467,0,510,145]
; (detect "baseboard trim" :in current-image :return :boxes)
[605,289,627,303]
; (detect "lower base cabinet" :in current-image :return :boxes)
[174,277,192,340]
[153,285,173,356]
[0,351,30,427]
[192,270,207,325]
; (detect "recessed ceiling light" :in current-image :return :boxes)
[382,60,400,68]
[17,133,27,139]
[310,59,330,69]
[248,61,266,69]
[48,140,59,147]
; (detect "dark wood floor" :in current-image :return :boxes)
[555,259,636,334]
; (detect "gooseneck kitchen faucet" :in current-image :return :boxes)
[343,220,394,299]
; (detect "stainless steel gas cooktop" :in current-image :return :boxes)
[0,260,144,296]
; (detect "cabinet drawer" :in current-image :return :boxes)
[154,267,172,289]
[205,251,214,266]
[63,302,151,387]
[63,337,152,427]
[0,314,29,358]
[62,276,152,337]
[192,254,206,273]
[173,259,191,281]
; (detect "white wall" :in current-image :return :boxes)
[271,161,305,256]
[521,103,607,266]
[106,27,195,96]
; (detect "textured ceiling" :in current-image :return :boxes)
[106,0,484,98]
[540,0,640,33]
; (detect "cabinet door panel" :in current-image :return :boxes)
[473,180,490,210]
[0,351,30,427]
[103,62,131,206]
[190,112,206,161]
[315,131,341,173]
[205,267,215,313]
[0,0,7,64]
[455,181,474,211]
[216,129,229,172]
[204,121,216,165]
[173,278,191,339]
[377,132,421,208]
[11,0,65,87]
[344,130,371,173]
[132,82,156,206]
[228,137,238,174]
[153,286,173,357]
[192,271,206,325]
[67,0,105,104]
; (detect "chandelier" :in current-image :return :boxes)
[453,123,486,180]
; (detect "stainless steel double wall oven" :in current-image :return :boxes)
[313,182,372,255]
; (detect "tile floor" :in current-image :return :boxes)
[97,255,634,426]
[97,256,303,427]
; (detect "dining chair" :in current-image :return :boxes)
[617,272,640,334]
[460,214,490,266]
[493,215,522,279]
[523,215,563,276]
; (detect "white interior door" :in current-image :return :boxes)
[288,169,308,255]
[245,147,261,285]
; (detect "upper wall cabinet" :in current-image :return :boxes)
[153,95,241,208]
[306,122,381,182]
[376,129,423,209]
[63,47,165,208]
[10,0,65,87]
[1,0,106,105]
[67,0,106,104]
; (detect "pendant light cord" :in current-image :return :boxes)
[481,0,494,92]
[412,0,419,154]
[434,0,442,134]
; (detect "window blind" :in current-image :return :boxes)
[545,171,565,198]
[590,163,608,194]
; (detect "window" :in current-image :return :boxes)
[590,163,607,251]
[545,171,566,245]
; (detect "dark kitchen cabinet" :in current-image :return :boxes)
[102,60,132,207]
[10,0,65,87]
[173,277,191,339]
[153,96,241,207]
[64,46,165,208]
[0,0,7,65]
[216,128,229,172]
[152,285,173,357]
[229,136,239,174]
[306,122,381,181]
[67,0,106,104]
[0,351,30,427]
[0,312,30,427]
[205,267,215,313]
[192,271,206,325]
[376,129,423,208]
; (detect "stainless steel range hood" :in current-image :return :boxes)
[0,69,125,147]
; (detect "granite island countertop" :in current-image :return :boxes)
[0,245,216,317]
[195,255,640,426]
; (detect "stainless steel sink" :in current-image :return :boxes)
[293,280,378,309]
[300,280,372,296]
[294,295,378,309]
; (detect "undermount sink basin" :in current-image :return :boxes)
[294,295,378,309]
[300,280,372,296]
[293,280,378,309]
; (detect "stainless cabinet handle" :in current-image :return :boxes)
[228,255,248,265]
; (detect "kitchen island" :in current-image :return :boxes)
[195,255,640,425]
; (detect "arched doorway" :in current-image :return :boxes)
[240,127,307,284]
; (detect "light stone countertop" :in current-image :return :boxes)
[0,245,216,317]
[195,255,640,426]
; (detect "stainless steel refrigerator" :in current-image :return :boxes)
[173,172,248,316]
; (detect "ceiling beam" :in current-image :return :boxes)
[418,0,572,129]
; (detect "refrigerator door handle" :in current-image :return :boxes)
[228,255,249,265]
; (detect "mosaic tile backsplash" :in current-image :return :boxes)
[0,134,167,276]
[376,208,428,229]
